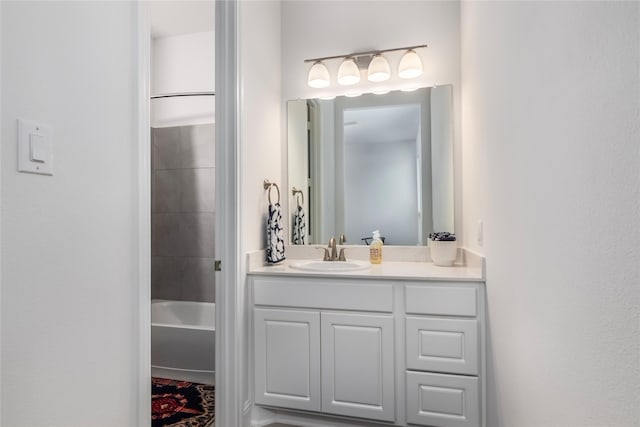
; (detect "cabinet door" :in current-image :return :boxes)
[321,312,395,422]
[406,317,478,375]
[254,308,321,411]
[406,371,479,427]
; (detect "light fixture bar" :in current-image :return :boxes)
[304,44,428,63]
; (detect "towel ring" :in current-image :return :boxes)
[263,179,280,204]
[292,187,304,207]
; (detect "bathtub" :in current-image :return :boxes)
[151,300,215,385]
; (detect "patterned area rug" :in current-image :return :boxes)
[152,377,215,427]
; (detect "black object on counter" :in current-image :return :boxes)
[429,232,456,241]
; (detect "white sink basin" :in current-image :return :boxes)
[289,260,371,272]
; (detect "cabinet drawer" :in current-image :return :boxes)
[405,285,477,316]
[406,371,479,427]
[253,277,393,312]
[406,317,478,375]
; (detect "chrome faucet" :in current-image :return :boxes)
[321,237,347,261]
[329,237,338,261]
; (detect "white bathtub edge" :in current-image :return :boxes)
[152,365,215,386]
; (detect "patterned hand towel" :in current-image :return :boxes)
[266,202,286,263]
[292,205,306,245]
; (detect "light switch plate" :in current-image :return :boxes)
[18,119,53,175]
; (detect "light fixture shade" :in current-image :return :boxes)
[337,58,360,86]
[398,49,423,79]
[308,61,330,88]
[367,54,391,82]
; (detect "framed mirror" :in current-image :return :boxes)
[287,85,454,246]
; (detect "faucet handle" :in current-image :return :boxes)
[338,248,347,261]
[318,247,331,261]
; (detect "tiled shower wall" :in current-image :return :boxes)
[151,124,215,302]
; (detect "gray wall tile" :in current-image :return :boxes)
[153,170,181,213]
[151,256,181,300]
[181,213,215,258]
[152,123,216,303]
[152,127,181,170]
[152,213,214,258]
[181,124,215,168]
[181,168,215,212]
[152,214,182,257]
[151,257,215,302]
[180,258,215,302]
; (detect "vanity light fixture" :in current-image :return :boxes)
[337,57,360,86]
[367,54,391,82]
[305,44,427,89]
[307,61,330,88]
[398,49,423,79]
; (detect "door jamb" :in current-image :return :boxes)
[136,2,241,425]
[214,0,242,425]
[135,2,151,426]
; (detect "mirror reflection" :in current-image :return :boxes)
[288,86,454,246]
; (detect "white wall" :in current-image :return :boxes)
[287,99,308,244]
[152,31,215,96]
[461,1,640,425]
[151,31,215,128]
[1,2,139,426]
[0,3,3,419]
[240,0,282,254]
[239,0,282,415]
[281,0,463,238]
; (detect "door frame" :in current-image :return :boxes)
[213,0,242,426]
[136,1,241,426]
[135,3,151,426]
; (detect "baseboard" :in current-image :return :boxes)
[254,407,395,427]
[249,406,277,427]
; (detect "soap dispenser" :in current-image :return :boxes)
[370,230,383,264]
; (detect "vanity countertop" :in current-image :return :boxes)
[248,245,485,282]
[249,259,483,281]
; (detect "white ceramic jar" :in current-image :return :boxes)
[429,240,458,266]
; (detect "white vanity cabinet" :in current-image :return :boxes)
[405,284,482,427]
[250,273,485,427]
[253,307,395,420]
[252,276,396,422]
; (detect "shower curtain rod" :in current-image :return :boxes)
[151,92,215,100]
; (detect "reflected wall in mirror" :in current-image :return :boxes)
[287,86,454,246]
